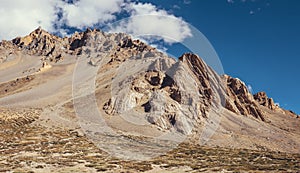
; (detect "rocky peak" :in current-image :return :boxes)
[223,75,266,121]
[179,53,208,77]
[12,27,61,48]
[69,28,105,51]
[11,27,66,58]
[2,27,158,63]
[179,53,212,101]
[253,92,299,117]
[102,52,228,134]
[253,92,277,110]
[118,37,153,52]
[3,27,131,61]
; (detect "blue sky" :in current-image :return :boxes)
[140,0,300,114]
[0,0,299,114]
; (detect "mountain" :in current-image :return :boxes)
[0,28,299,172]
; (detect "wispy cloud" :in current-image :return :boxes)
[173,4,181,9]
[183,0,191,5]
[226,0,271,15]
[247,84,253,93]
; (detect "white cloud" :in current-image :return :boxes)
[0,0,60,40]
[109,2,192,44]
[61,0,124,29]
[0,0,192,46]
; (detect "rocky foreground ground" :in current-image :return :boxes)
[0,109,299,173]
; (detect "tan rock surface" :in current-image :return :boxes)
[223,75,266,121]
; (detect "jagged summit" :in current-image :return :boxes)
[223,75,266,121]
[254,91,298,117]
[1,27,160,59]
[254,91,277,110]
[11,27,64,57]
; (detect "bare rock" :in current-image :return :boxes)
[38,61,52,72]
[11,27,66,58]
[223,75,266,121]
[102,52,227,134]
[254,91,277,110]
[178,53,222,106]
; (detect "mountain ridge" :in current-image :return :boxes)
[0,27,297,119]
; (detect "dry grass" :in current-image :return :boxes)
[0,114,299,173]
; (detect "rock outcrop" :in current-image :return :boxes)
[11,27,67,58]
[254,91,299,117]
[102,51,229,135]
[38,61,52,72]
[253,92,277,110]
[223,75,265,121]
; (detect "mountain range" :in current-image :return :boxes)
[0,27,299,172]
